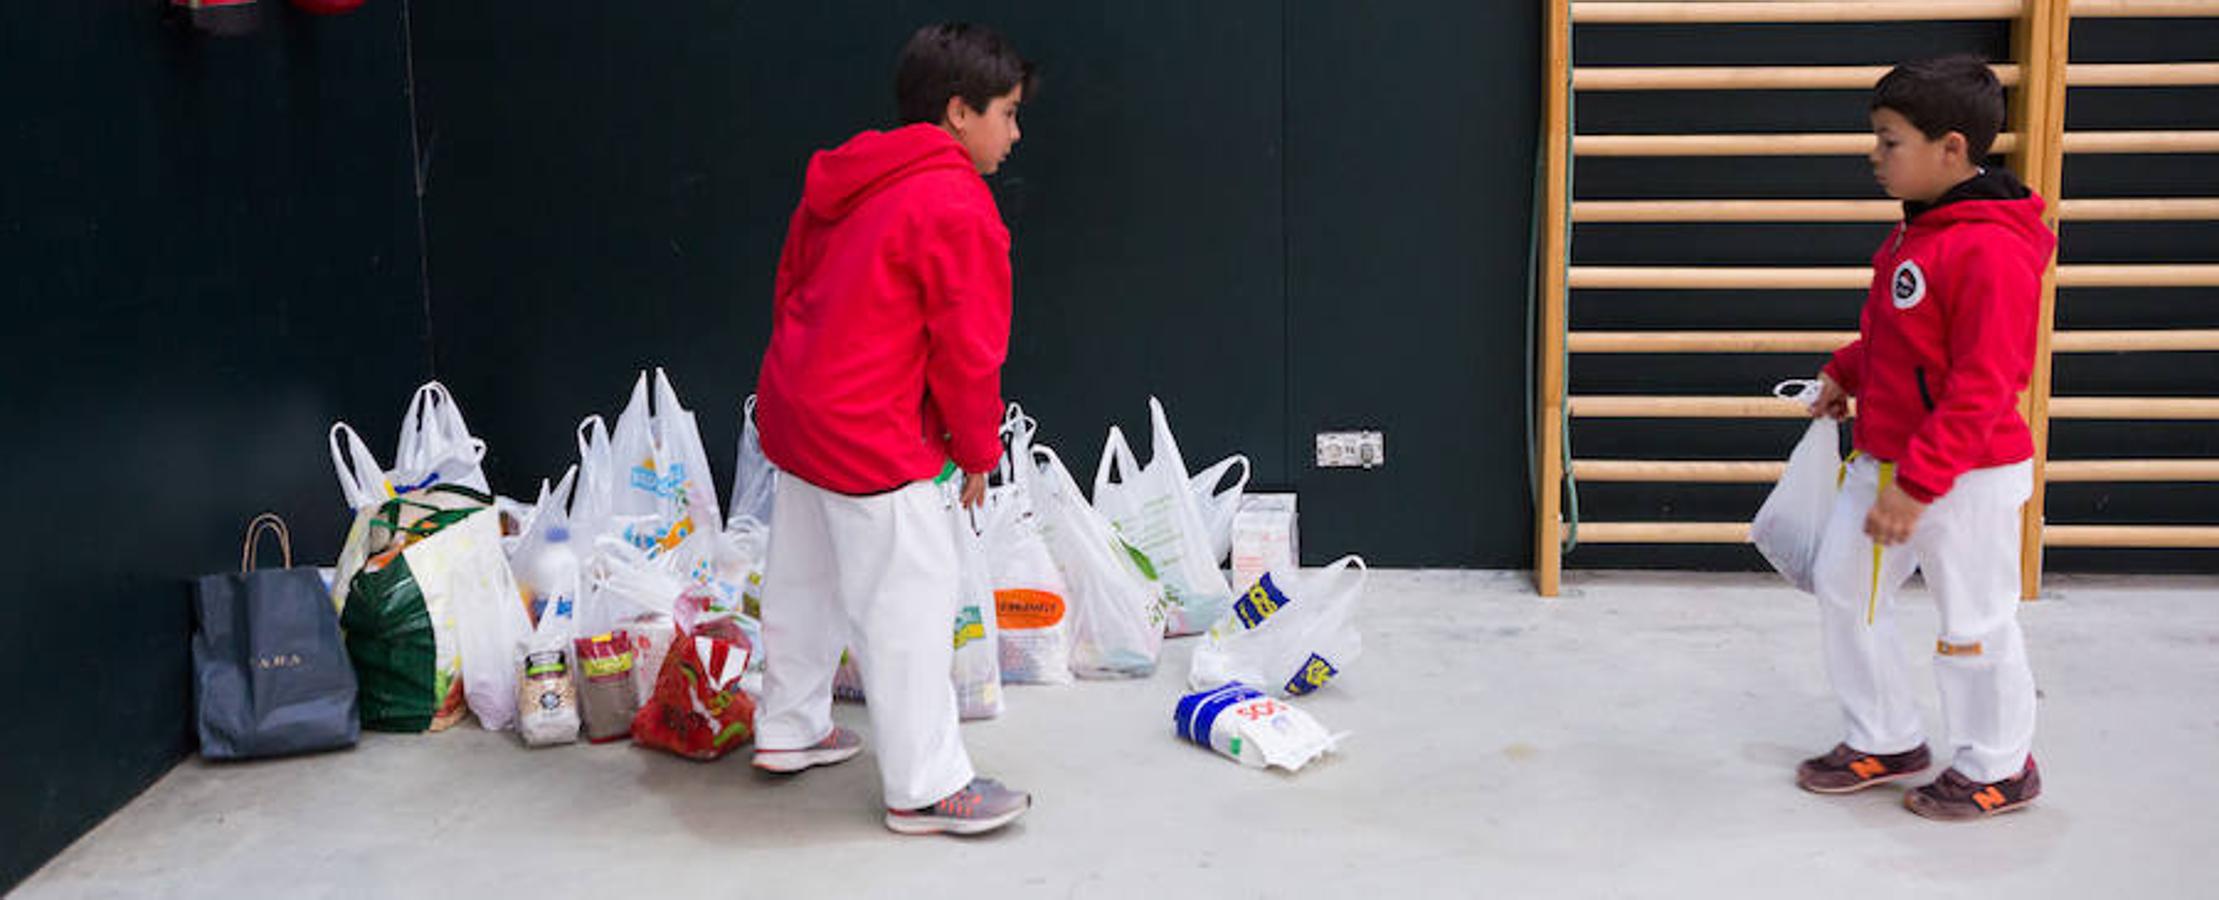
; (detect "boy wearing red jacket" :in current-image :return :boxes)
[1798,56,2055,820]
[748,23,1031,836]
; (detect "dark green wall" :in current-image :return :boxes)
[0,4,428,891]
[407,1,1541,569]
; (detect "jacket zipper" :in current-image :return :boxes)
[1915,365,1936,412]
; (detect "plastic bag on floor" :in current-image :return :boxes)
[1752,380,1842,594]
[982,408,1075,685]
[1091,398,1233,635]
[1189,556,1368,696]
[1035,444,1167,678]
[631,594,756,760]
[1174,682,1339,772]
[339,486,492,732]
[404,499,535,732]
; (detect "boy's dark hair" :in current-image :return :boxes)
[895,23,1036,126]
[1871,55,2007,159]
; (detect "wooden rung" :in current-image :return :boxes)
[2051,330,2219,352]
[2064,131,2219,154]
[2045,459,2219,482]
[2069,63,2219,87]
[1570,396,1815,419]
[2049,397,2219,419]
[1573,460,1787,482]
[1577,132,2022,157]
[2056,264,2219,288]
[2070,0,2219,18]
[2042,526,2219,549]
[1574,65,2022,91]
[1571,2,2023,24]
[1570,266,1868,289]
[1573,198,2219,223]
[1575,522,1752,544]
[2059,198,2219,221]
[1574,200,1898,222]
[1570,331,1857,353]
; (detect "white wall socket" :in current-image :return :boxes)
[1315,430,1385,469]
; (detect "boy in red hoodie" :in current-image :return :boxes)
[1796,56,2055,820]
[748,23,1032,835]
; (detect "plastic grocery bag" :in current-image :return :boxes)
[1190,455,1252,565]
[950,499,1004,719]
[1092,398,1234,635]
[339,486,493,733]
[392,381,490,496]
[608,369,722,580]
[631,593,756,760]
[404,499,534,732]
[981,408,1075,685]
[727,394,779,529]
[1751,380,1843,594]
[1035,444,1168,678]
[1189,556,1368,696]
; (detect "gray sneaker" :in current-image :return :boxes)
[885,777,1031,835]
[752,727,863,774]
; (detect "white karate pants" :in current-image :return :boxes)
[1814,456,2038,783]
[754,476,975,809]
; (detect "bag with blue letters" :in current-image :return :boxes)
[1173,682,1338,771]
[1187,555,1367,696]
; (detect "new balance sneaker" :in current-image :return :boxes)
[885,777,1031,835]
[1904,757,2041,821]
[752,727,863,774]
[1796,743,1932,794]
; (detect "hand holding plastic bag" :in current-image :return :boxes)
[1751,380,1843,594]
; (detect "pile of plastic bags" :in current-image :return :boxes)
[320,376,1369,774]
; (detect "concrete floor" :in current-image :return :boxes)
[17,570,2219,899]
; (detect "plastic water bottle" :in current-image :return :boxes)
[526,527,581,624]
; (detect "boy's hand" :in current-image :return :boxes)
[1864,483,1927,546]
[960,471,987,509]
[1810,374,1851,420]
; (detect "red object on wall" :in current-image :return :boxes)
[290,0,367,14]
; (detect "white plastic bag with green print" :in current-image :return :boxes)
[1188,555,1367,696]
[1033,444,1167,678]
[1090,397,1234,636]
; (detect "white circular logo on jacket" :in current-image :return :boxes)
[1892,260,1927,310]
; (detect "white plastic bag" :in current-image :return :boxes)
[392,381,490,495]
[727,394,779,529]
[981,409,1075,685]
[1189,455,1252,565]
[950,499,1004,719]
[608,369,723,580]
[1092,398,1235,636]
[1189,556,1368,696]
[571,414,617,548]
[1035,445,1168,678]
[405,507,534,731]
[1174,682,1340,772]
[328,422,395,511]
[1752,380,1843,594]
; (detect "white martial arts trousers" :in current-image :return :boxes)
[754,475,975,809]
[1813,455,2037,783]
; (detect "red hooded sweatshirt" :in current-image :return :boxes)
[1822,169,2057,503]
[755,124,1013,495]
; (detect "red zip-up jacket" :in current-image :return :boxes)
[755,124,1013,495]
[1822,170,2056,503]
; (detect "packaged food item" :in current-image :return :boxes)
[573,630,640,743]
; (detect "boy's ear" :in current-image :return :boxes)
[942,94,969,130]
[1942,130,1970,162]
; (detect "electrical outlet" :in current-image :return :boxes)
[1315,431,1385,469]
